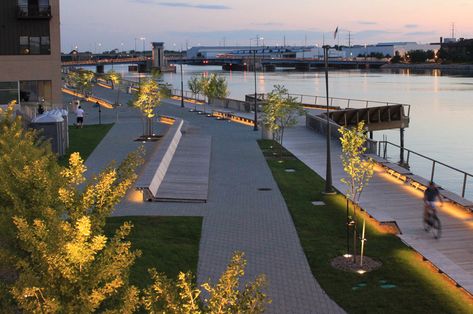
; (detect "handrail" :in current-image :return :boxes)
[246,93,411,115]
[378,140,472,198]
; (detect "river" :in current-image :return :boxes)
[98,64,473,200]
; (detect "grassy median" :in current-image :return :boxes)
[259,139,473,313]
[105,216,202,288]
[59,124,114,165]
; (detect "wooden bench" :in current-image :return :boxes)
[406,174,432,191]
[364,153,389,164]
[135,118,184,201]
[440,190,473,209]
[382,162,411,181]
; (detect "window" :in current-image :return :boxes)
[0,82,19,105]
[19,80,52,105]
[19,36,50,55]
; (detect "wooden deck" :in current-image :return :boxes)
[284,124,473,296]
[155,128,211,203]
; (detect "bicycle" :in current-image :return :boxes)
[423,204,441,239]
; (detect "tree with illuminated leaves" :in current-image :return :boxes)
[199,74,229,114]
[105,70,123,106]
[133,78,168,137]
[68,69,95,97]
[188,75,203,111]
[0,102,145,312]
[10,150,145,312]
[142,251,270,313]
[262,85,304,146]
[339,121,375,264]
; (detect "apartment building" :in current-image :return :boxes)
[0,0,61,118]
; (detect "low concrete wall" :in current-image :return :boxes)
[306,113,377,154]
[135,118,184,200]
[211,97,251,112]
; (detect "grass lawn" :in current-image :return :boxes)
[259,140,473,313]
[105,216,202,289]
[58,124,114,166]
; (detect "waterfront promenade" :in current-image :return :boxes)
[65,84,473,311]
[162,95,473,295]
[282,119,473,296]
[67,86,344,313]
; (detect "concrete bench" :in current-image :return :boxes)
[135,118,184,201]
[382,162,411,181]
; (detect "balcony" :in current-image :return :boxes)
[17,5,52,19]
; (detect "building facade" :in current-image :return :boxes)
[0,0,61,118]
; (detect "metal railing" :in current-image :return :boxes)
[246,93,411,115]
[17,5,51,18]
[378,141,472,198]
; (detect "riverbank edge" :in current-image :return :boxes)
[382,63,473,72]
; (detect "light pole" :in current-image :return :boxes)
[140,37,146,56]
[180,49,184,108]
[253,49,258,131]
[323,45,334,194]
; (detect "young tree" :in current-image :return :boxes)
[105,70,123,106]
[339,121,375,264]
[199,74,229,115]
[0,101,146,311]
[262,85,304,146]
[188,75,203,111]
[77,69,96,97]
[133,78,168,137]
[142,252,270,313]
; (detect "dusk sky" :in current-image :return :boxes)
[61,0,473,52]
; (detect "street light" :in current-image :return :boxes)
[253,49,258,131]
[323,45,334,194]
[140,37,146,56]
[180,47,184,108]
[249,35,262,131]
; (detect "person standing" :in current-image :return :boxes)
[76,105,85,128]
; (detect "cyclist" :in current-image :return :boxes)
[423,181,443,222]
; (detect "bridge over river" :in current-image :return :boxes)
[62,54,387,72]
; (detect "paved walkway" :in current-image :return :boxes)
[71,87,344,313]
[283,122,473,295]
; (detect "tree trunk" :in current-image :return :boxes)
[353,203,358,264]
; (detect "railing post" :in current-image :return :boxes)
[406,151,410,165]
[383,142,387,159]
[347,99,351,109]
[366,101,369,108]
[315,96,318,105]
[430,161,436,182]
[462,174,468,198]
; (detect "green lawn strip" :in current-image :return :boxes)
[105,216,202,289]
[258,140,473,313]
[58,124,114,166]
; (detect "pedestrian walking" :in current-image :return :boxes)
[76,105,85,128]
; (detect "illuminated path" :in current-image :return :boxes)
[78,86,344,313]
[283,121,473,296]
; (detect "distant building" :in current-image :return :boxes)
[342,42,440,58]
[0,0,61,119]
[187,45,309,59]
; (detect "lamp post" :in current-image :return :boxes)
[253,49,258,131]
[180,49,184,108]
[140,37,146,57]
[323,45,334,194]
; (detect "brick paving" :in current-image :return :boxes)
[71,87,344,313]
